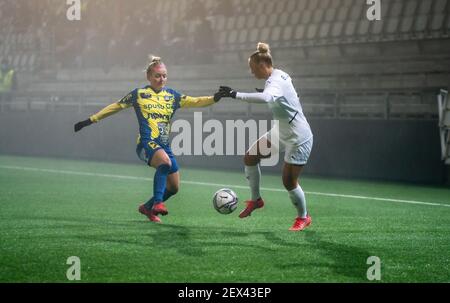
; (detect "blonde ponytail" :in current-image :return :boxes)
[257,42,270,54]
[145,55,164,74]
[250,42,273,66]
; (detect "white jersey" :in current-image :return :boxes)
[236,69,313,146]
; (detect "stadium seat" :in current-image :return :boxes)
[215,16,226,31]
[345,21,358,37]
[186,21,197,34]
[218,31,228,46]
[358,19,371,36]
[418,0,432,14]
[325,8,337,22]
[433,0,448,13]
[389,93,437,119]
[341,0,354,8]
[352,4,366,21]
[294,24,306,40]
[336,7,349,21]
[381,0,391,18]
[13,54,20,67]
[415,14,429,32]
[339,94,387,119]
[27,54,36,71]
[307,0,319,10]
[227,30,239,44]
[390,1,404,18]
[404,0,419,16]
[248,28,260,43]
[400,16,414,33]
[330,22,344,38]
[265,1,276,15]
[301,10,313,24]
[286,0,297,12]
[431,14,445,31]
[282,26,294,41]
[241,0,252,11]
[162,1,171,13]
[246,14,256,29]
[257,14,267,28]
[238,29,248,44]
[255,2,265,14]
[20,53,28,71]
[279,12,289,26]
[274,0,286,14]
[268,14,278,28]
[318,23,331,39]
[271,26,282,42]
[371,19,385,35]
[297,0,308,11]
[260,27,271,42]
[386,18,400,34]
[226,17,237,30]
[318,0,332,10]
[306,24,318,40]
[289,11,301,25]
[313,8,325,23]
[236,15,246,30]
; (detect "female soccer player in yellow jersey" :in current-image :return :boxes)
[75,56,225,223]
[219,43,313,231]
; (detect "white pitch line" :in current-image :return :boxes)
[1,164,449,208]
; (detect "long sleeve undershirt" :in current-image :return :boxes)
[235,92,274,104]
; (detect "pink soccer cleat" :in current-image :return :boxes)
[289,215,312,231]
[152,202,168,216]
[138,204,162,223]
[239,198,264,218]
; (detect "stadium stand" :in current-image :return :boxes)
[0,0,449,121]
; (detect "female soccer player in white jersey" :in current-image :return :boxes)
[74,56,225,223]
[219,42,313,231]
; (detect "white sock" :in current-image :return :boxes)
[245,165,261,201]
[288,185,307,218]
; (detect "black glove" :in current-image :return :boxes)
[74,118,93,132]
[255,88,264,92]
[213,91,226,102]
[219,86,237,99]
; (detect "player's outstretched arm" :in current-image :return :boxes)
[219,86,273,103]
[74,102,128,133]
[180,91,225,108]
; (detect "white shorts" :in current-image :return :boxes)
[283,137,313,165]
[252,127,313,166]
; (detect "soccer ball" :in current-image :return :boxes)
[213,188,238,214]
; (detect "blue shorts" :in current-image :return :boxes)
[136,141,179,174]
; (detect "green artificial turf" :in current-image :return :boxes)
[0,155,449,282]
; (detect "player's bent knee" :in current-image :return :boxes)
[157,162,172,174]
[283,182,297,191]
[244,153,260,166]
[155,157,172,169]
[170,186,179,195]
[151,149,172,168]
[282,176,297,191]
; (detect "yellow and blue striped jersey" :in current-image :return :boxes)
[90,85,214,147]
